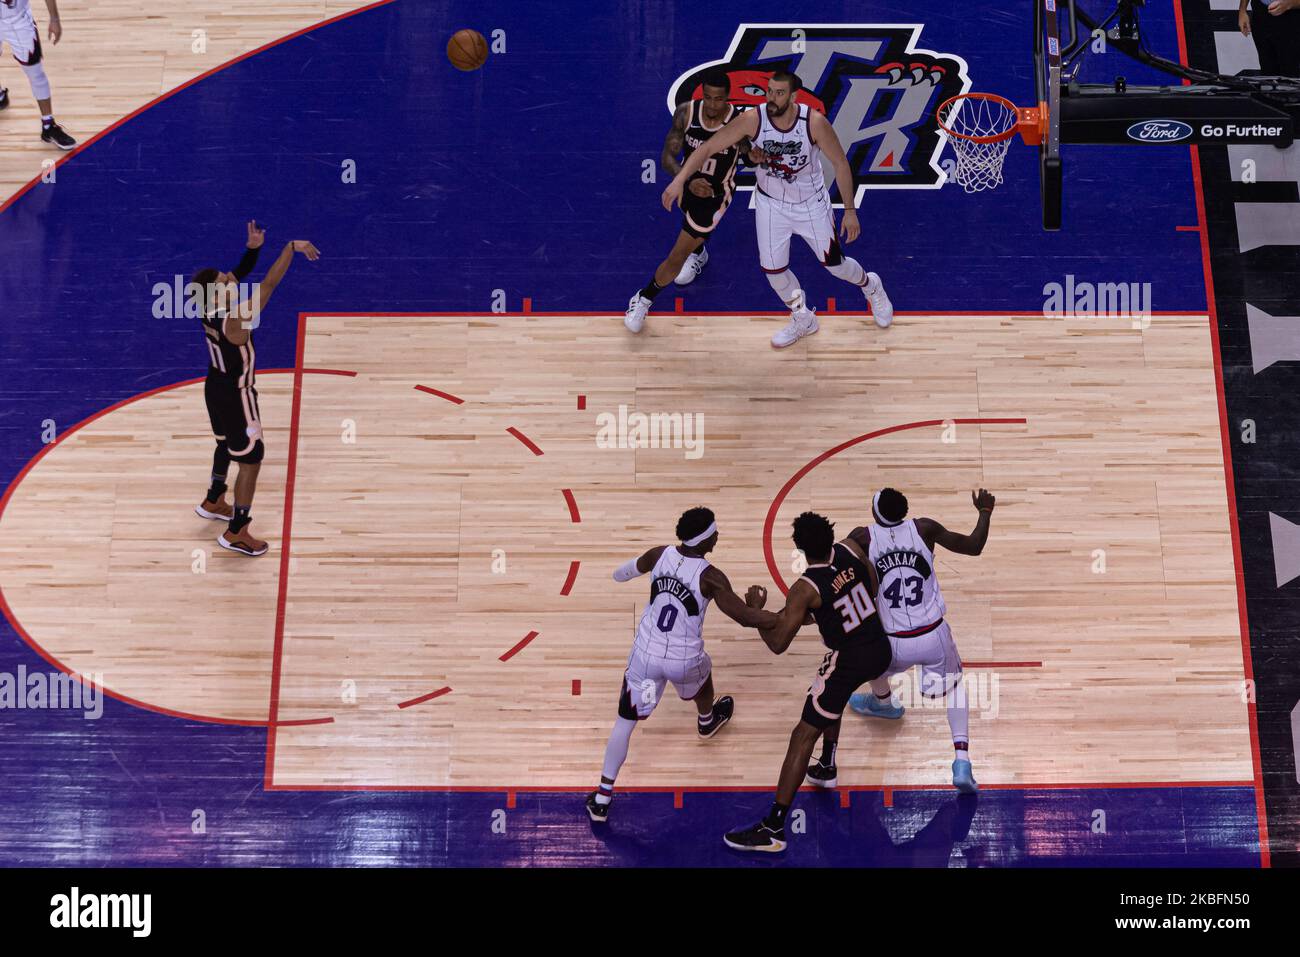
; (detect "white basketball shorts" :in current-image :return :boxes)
[0,10,39,64]
[883,620,964,698]
[621,645,712,719]
[755,186,838,273]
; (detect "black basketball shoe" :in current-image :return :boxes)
[805,758,838,789]
[585,790,610,823]
[41,121,77,151]
[723,819,787,853]
[697,695,734,738]
[0,88,9,111]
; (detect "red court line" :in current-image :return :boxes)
[506,426,544,456]
[560,560,580,596]
[276,717,335,727]
[577,395,587,410]
[882,789,893,808]
[414,384,465,404]
[0,367,340,729]
[499,630,540,662]
[507,791,517,809]
[1176,225,1202,232]
[0,0,397,217]
[302,310,1209,318]
[397,686,453,710]
[827,297,837,313]
[1172,0,1270,869]
[571,680,581,696]
[562,488,581,523]
[264,315,310,787]
[762,417,1028,593]
[264,778,1259,794]
[964,661,1041,669]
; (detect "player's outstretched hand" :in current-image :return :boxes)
[688,177,714,199]
[292,241,321,260]
[662,179,684,211]
[973,488,996,512]
[839,209,860,243]
[48,15,62,44]
[745,585,768,610]
[246,221,265,249]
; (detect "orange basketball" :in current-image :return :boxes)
[447,29,489,71]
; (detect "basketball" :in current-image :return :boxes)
[447,29,488,71]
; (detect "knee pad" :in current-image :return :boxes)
[230,438,265,465]
[21,59,50,101]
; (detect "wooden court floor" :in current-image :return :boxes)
[0,310,1255,790]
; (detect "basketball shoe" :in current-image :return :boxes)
[624,293,652,333]
[772,304,818,348]
[674,246,708,285]
[219,526,268,557]
[697,694,734,738]
[195,494,234,521]
[864,272,893,328]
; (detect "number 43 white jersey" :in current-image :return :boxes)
[633,546,711,660]
[867,519,947,636]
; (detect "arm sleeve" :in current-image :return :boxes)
[613,558,644,582]
[231,246,261,281]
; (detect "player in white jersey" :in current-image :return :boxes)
[0,0,76,149]
[844,486,997,793]
[586,506,772,822]
[662,70,894,349]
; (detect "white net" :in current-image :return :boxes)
[938,95,1020,193]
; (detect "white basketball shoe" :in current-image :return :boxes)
[771,305,819,348]
[624,293,652,333]
[675,246,709,285]
[864,272,893,328]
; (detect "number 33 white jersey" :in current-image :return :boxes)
[632,546,711,660]
[867,519,947,636]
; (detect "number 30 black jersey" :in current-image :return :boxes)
[799,543,888,652]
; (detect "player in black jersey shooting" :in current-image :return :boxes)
[623,70,760,333]
[190,222,319,556]
[724,511,894,853]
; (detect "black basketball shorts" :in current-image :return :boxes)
[205,377,262,456]
[801,636,893,729]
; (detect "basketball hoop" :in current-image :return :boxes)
[936,93,1045,193]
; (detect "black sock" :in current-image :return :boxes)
[819,740,837,766]
[764,802,790,829]
[640,279,665,301]
[206,480,227,502]
[228,505,251,534]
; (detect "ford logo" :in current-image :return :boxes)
[1126,120,1194,143]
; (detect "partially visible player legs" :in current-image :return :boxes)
[723,719,820,852]
[587,704,639,823]
[5,29,77,149]
[691,671,734,739]
[625,230,703,333]
[217,441,269,557]
[942,674,977,793]
[849,675,905,718]
[195,440,235,520]
[805,716,841,787]
[797,195,892,327]
[758,194,819,348]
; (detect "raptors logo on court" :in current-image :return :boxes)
[667,24,970,201]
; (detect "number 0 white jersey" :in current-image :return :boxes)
[754,103,826,206]
[632,547,711,660]
[867,519,947,636]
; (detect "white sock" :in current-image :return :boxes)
[600,715,637,784]
[947,676,970,761]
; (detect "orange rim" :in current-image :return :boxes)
[936,92,1044,146]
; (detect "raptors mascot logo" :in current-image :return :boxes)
[667,24,970,203]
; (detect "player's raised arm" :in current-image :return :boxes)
[231,221,265,281]
[661,104,690,176]
[612,545,667,581]
[700,566,779,629]
[808,110,859,243]
[662,109,759,211]
[917,489,997,557]
[755,578,818,655]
